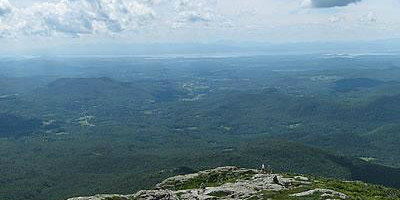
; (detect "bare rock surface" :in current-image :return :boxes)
[290,188,348,199]
[67,166,348,200]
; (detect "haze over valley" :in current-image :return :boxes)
[1,0,400,199]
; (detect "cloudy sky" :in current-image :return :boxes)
[1,0,400,54]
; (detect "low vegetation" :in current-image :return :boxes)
[259,176,400,200]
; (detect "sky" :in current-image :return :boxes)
[1,0,400,54]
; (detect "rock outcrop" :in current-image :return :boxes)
[67,166,349,200]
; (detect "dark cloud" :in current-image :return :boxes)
[309,0,362,8]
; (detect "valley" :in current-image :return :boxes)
[1,55,400,200]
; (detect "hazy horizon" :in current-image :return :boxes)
[3,1,400,200]
[1,0,400,55]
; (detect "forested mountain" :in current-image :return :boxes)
[1,55,400,200]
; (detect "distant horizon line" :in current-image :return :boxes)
[1,52,400,59]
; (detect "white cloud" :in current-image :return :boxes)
[1,0,227,37]
[359,11,377,24]
[170,0,222,28]
[1,0,400,42]
[1,0,156,37]
[0,0,12,16]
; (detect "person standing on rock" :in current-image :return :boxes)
[261,163,266,173]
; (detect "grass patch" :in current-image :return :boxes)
[208,190,233,197]
[102,196,130,200]
[261,190,321,200]
[168,169,255,190]
[313,178,400,200]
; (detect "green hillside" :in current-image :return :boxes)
[1,56,400,200]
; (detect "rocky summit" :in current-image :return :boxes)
[67,166,400,200]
